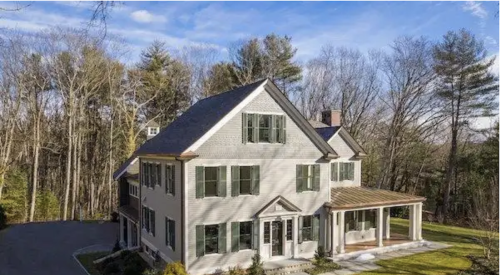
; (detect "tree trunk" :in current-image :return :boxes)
[29,117,41,222]
[63,110,73,221]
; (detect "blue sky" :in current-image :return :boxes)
[1,1,498,65]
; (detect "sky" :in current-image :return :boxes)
[0,1,498,64]
[0,1,498,129]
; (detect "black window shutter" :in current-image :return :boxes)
[251,165,260,195]
[165,217,169,246]
[151,210,156,236]
[231,222,240,252]
[195,166,204,198]
[196,225,205,257]
[170,220,176,251]
[218,223,227,253]
[171,165,175,195]
[157,163,161,187]
[231,166,240,197]
[218,166,227,197]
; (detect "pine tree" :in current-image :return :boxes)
[433,29,499,222]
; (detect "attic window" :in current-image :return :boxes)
[242,113,286,144]
[148,127,159,136]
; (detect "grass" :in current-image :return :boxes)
[75,251,109,275]
[359,218,499,275]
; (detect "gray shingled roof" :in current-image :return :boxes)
[308,120,329,128]
[135,79,267,156]
[315,126,340,141]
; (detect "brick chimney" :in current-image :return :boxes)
[321,110,341,127]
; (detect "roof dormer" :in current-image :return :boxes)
[146,120,160,140]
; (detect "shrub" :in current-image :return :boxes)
[124,253,149,272]
[248,253,264,275]
[124,265,144,275]
[143,269,162,275]
[162,261,188,275]
[112,239,121,252]
[111,212,119,223]
[228,265,246,275]
[0,204,6,230]
[103,261,120,275]
[314,246,327,266]
[120,249,132,259]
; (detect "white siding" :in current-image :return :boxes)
[140,158,182,263]
[186,89,330,274]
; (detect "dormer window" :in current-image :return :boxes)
[242,113,286,144]
[148,127,159,136]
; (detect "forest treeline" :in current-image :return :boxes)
[0,27,497,231]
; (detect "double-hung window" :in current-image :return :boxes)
[142,207,155,236]
[231,221,252,252]
[195,166,227,198]
[165,164,175,195]
[299,215,320,243]
[242,113,286,144]
[331,162,354,181]
[165,217,175,250]
[231,165,260,196]
[129,184,138,197]
[196,223,227,256]
[296,164,320,192]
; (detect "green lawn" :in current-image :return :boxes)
[76,252,109,275]
[359,218,499,275]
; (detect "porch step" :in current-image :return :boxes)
[264,259,313,275]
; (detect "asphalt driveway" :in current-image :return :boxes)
[0,221,118,275]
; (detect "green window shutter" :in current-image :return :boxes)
[252,220,259,250]
[170,220,176,251]
[151,210,156,236]
[312,214,320,241]
[218,223,227,253]
[253,114,259,142]
[281,116,286,144]
[165,217,169,246]
[195,166,204,198]
[331,163,338,181]
[196,225,205,257]
[231,222,240,252]
[349,163,355,181]
[298,216,303,244]
[242,113,248,144]
[313,164,320,191]
[270,115,276,143]
[339,163,344,181]
[218,166,227,197]
[171,165,175,195]
[231,166,240,197]
[251,165,260,195]
[296,165,303,193]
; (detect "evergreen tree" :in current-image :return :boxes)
[203,62,236,97]
[432,29,499,222]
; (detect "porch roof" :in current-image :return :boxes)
[325,187,425,210]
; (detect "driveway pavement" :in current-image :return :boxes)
[0,221,118,275]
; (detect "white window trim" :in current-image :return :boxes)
[165,216,175,250]
[148,127,159,136]
[244,112,286,145]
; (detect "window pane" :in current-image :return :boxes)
[302,216,312,241]
[247,115,254,143]
[258,115,271,142]
[286,220,292,241]
[239,222,252,250]
[205,167,218,181]
[240,166,252,195]
[205,225,219,254]
[205,181,217,197]
[264,222,270,244]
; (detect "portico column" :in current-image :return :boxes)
[259,218,265,256]
[293,215,299,257]
[377,207,384,247]
[409,204,417,241]
[119,214,124,244]
[338,211,345,253]
[384,208,391,239]
[331,211,338,255]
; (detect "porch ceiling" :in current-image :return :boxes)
[119,205,139,222]
[325,187,425,210]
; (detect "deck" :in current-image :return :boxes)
[345,233,410,253]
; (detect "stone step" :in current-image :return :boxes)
[264,261,313,275]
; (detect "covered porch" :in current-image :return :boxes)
[324,187,426,256]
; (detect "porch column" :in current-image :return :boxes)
[409,204,417,241]
[338,211,345,254]
[384,209,391,239]
[376,207,384,247]
[416,203,423,240]
[331,211,338,255]
[119,214,125,244]
[293,215,299,257]
[127,220,132,248]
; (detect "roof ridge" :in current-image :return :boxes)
[197,78,267,103]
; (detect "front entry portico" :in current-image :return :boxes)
[324,187,426,256]
[255,196,301,260]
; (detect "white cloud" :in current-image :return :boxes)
[462,1,488,19]
[130,10,166,23]
[485,36,497,46]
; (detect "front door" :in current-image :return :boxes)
[272,221,283,256]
